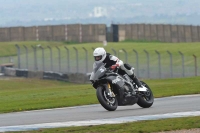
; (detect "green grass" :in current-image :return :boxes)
[0,41,63,57]
[144,77,200,97]
[121,39,161,43]
[0,76,200,114]
[1,41,200,132]
[12,116,200,133]
[0,77,97,113]
[1,41,200,58]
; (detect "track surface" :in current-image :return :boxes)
[0,95,200,128]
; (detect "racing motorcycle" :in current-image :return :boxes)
[90,63,154,111]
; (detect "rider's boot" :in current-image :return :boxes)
[121,64,147,91]
[129,74,147,91]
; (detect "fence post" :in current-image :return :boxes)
[31,45,38,71]
[23,45,28,69]
[167,51,173,78]
[56,46,61,72]
[133,49,139,77]
[40,46,45,71]
[73,47,79,73]
[155,50,161,79]
[15,44,21,69]
[47,46,53,71]
[82,47,88,73]
[144,49,150,78]
[122,49,128,63]
[64,46,70,73]
[112,48,117,56]
[193,55,197,76]
[178,51,185,77]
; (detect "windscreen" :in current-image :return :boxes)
[90,62,106,81]
[93,62,104,72]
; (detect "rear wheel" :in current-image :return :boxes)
[137,81,154,108]
[96,86,118,111]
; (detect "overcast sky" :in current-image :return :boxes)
[0,0,200,26]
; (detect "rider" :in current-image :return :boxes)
[92,47,147,91]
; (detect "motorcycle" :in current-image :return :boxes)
[90,63,154,111]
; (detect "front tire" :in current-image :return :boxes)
[96,86,118,111]
[137,81,154,108]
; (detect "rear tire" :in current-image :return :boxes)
[137,81,154,108]
[96,86,118,111]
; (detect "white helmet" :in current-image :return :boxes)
[93,47,106,63]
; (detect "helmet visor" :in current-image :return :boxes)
[94,55,102,61]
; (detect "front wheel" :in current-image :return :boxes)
[137,81,154,108]
[96,86,118,111]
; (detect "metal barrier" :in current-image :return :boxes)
[9,45,199,79]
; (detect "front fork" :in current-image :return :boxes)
[104,82,115,98]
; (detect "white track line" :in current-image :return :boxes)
[0,111,200,132]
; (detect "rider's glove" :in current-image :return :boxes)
[110,64,119,70]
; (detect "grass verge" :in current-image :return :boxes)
[0,76,200,113]
[11,116,200,133]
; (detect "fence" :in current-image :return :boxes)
[1,44,198,79]
[114,24,200,43]
[1,24,200,43]
[0,24,106,42]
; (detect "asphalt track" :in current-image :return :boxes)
[0,94,200,132]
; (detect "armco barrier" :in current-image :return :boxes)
[4,67,16,76]
[28,71,43,79]
[43,71,57,80]
[53,72,68,81]
[43,72,87,83]
[3,68,90,83]
[16,69,28,77]
[0,63,14,73]
[68,73,88,83]
[43,71,68,81]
